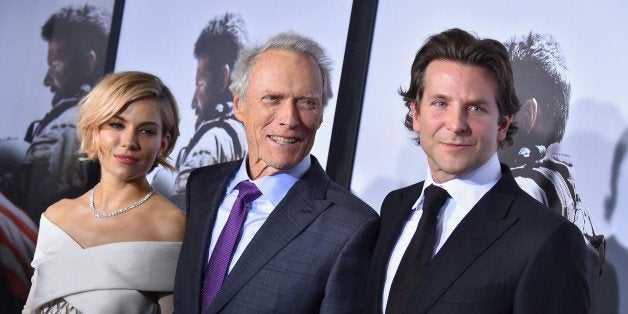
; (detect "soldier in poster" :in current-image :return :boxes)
[154,13,248,210]
[0,5,110,224]
[500,32,604,286]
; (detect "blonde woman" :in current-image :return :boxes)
[23,71,185,313]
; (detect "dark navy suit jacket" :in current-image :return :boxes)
[365,164,591,313]
[175,156,379,313]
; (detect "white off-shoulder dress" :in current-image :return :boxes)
[23,215,182,313]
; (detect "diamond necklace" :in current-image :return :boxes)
[89,184,155,218]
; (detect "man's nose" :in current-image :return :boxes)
[446,109,469,133]
[276,100,300,128]
[43,69,53,87]
[191,89,200,109]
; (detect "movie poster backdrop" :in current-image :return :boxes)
[114,0,353,209]
[0,0,118,310]
[2,0,627,312]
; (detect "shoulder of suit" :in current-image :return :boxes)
[383,181,423,202]
[188,159,242,183]
[505,181,580,234]
[397,181,423,194]
[324,180,378,219]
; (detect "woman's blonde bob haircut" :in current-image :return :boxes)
[77,71,180,172]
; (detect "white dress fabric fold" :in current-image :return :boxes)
[23,215,181,313]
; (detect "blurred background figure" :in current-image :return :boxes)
[0,138,29,176]
[594,127,628,314]
[0,5,112,312]
[153,12,248,210]
[500,32,604,287]
[0,4,111,224]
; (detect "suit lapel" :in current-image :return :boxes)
[208,157,331,312]
[405,167,521,313]
[366,182,423,312]
[188,161,240,312]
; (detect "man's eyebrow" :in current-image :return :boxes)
[426,93,451,101]
[425,93,491,105]
[298,93,320,99]
[466,98,491,106]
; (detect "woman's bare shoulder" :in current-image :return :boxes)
[149,194,186,242]
[44,193,90,224]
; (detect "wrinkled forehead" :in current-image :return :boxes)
[249,49,322,88]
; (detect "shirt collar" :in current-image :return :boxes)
[415,154,502,211]
[228,155,311,206]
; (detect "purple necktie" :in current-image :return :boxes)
[201,180,262,312]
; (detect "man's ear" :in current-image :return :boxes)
[521,98,538,134]
[410,101,421,133]
[233,94,244,122]
[219,64,230,91]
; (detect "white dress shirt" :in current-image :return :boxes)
[382,154,503,312]
[207,156,311,273]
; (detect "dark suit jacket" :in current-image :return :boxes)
[174,156,379,313]
[364,164,591,314]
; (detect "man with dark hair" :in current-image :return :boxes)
[365,28,590,313]
[0,4,109,224]
[40,5,110,106]
[163,12,248,210]
[500,32,604,287]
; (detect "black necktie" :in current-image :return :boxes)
[386,185,450,314]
